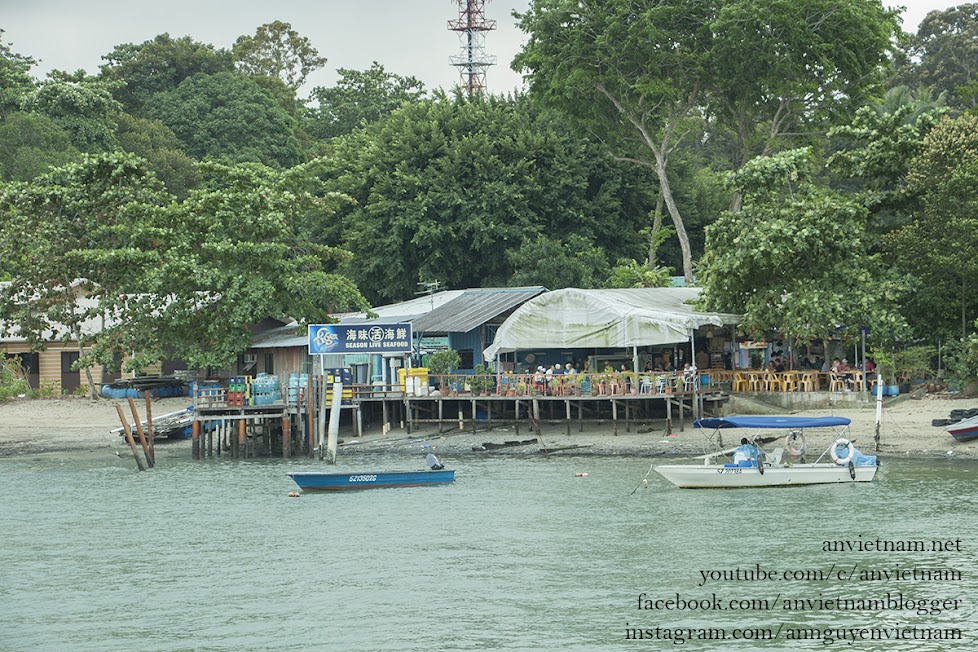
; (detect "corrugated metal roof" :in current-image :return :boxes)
[411,287,547,334]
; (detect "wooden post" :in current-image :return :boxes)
[307,377,315,457]
[238,419,246,459]
[515,399,520,436]
[612,398,618,436]
[666,397,673,435]
[318,374,327,459]
[458,403,464,431]
[471,399,477,434]
[127,397,154,468]
[115,404,146,471]
[679,396,685,432]
[531,398,547,454]
[282,415,291,459]
[326,381,342,464]
[579,400,583,432]
[406,398,412,434]
[382,399,389,436]
[438,399,444,433]
[565,399,571,436]
[192,417,201,460]
[143,391,155,466]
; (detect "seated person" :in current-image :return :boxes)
[732,438,760,466]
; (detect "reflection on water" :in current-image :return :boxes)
[1,453,975,651]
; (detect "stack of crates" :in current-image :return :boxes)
[227,376,248,406]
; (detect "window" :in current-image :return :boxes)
[458,349,475,369]
[264,353,274,374]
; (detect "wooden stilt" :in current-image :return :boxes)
[282,415,291,459]
[612,399,618,436]
[565,399,571,436]
[666,398,673,435]
[127,397,154,468]
[307,379,315,457]
[579,400,583,432]
[679,396,685,431]
[238,419,246,459]
[438,400,443,433]
[143,391,155,466]
[116,404,147,471]
[458,403,464,431]
[191,417,201,460]
[515,400,520,436]
[471,399,477,434]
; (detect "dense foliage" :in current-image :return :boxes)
[0,3,976,374]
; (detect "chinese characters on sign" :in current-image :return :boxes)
[307,324,413,355]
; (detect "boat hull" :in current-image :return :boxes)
[947,416,978,442]
[287,470,455,492]
[654,464,877,489]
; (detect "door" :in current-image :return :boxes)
[61,351,80,394]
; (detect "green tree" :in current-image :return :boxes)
[710,0,899,171]
[110,160,369,370]
[20,76,121,152]
[232,21,327,91]
[322,93,652,302]
[98,34,234,113]
[514,0,713,283]
[514,0,899,280]
[0,153,171,397]
[827,92,947,227]
[0,111,80,181]
[0,30,37,120]
[306,62,426,140]
[894,3,978,110]
[507,235,610,290]
[115,113,199,197]
[145,72,301,168]
[889,114,978,340]
[699,148,909,346]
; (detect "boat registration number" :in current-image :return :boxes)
[716,468,742,474]
[349,474,378,482]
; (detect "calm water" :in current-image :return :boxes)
[1,449,975,651]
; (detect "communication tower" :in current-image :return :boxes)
[448,0,497,95]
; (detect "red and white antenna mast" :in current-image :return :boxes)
[448,0,497,96]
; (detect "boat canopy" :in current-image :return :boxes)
[694,416,851,429]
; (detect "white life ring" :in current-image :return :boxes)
[830,438,854,465]
[785,431,806,457]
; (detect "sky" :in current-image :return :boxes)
[0,0,966,99]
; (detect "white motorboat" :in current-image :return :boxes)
[653,416,879,489]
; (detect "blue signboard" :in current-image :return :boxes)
[308,323,412,355]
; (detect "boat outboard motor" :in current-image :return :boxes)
[426,453,445,470]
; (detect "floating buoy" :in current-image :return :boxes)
[575,472,589,477]
[288,491,301,497]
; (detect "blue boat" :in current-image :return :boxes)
[287,469,456,492]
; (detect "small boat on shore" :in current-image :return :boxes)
[946,415,978,442]
[287,469,455,492]
[653,416,879,489]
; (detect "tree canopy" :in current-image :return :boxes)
[145,72,302,168]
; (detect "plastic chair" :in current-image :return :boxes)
[765,372,784,392]
[799,372,816,392]
[829,373,845,392]
[732,373,749,392]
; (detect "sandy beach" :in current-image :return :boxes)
[1,392,977,461]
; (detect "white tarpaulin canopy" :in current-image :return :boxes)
[483,288,741,360]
